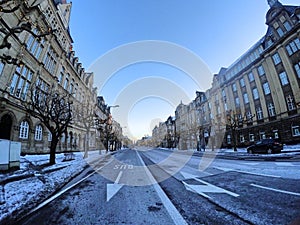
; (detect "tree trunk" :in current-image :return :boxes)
[49,137,59,165]
[84,133,89,159]
[232,129,237,152]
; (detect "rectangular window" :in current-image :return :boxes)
[10,74,19,94]
[249,134,255,142]
[232,83,237,92]
[268,102,276,117]
[257,65,265,76]
[235,97,240,106]
[248,72,254,82]
[246,111,253,121]
[256,107,263,120]
[279,71,289,86]
[286,95,296,111]
[240,78,245,87]
[286,38,300,56]
[260,131,266,140]
[252,88,259,100]
[272,52,282,65]
[294,62,300,78]
[44,46,57,74]
[9,65,33,100]
[35,125,43,141]
[64,74,69,90]
[58,67,65,84]
[266,39,273,48]
[243,93,249,104]
[276,27,284,37]
[292,126,300,137]
[283,21,292,31]
[0,62,4,75]
[240,135,245,143]
[273,130,279,139]
[48,132,52,141]
[227,135,231,144]
[26,29,44,60]
[263,82,271,95]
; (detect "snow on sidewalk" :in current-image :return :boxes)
[0,150,106,225]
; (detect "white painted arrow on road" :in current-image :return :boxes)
[107,171,124,202]
[183,178,239,199]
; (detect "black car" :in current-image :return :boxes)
[247,139,283,154]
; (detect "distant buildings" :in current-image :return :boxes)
[152,0,300,149]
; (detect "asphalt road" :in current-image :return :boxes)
[17,148,300,225]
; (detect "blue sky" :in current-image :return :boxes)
[68,0,300,140]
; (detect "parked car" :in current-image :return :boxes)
[247,139,283,154]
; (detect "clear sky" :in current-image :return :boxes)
[68,0,300,140]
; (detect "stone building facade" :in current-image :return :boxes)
[154,0,300,150]
[0,0,111,154]
[152,116,176,148]
[216,0,300,147]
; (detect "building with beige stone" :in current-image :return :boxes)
[156,0,300,150]
[0,0,114,154]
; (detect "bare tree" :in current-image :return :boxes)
[73,102,97,158]
[226,110,255,151]
[24,82,73,165]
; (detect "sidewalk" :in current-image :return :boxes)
[0,150,108,225]
[192,144,300,161]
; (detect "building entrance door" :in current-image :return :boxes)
[0,114,12,140]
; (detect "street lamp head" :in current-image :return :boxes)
[109,105,119,108]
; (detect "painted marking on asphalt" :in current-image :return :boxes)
[275,162,294,167]
[243,162,260,166]
[107,171,124,202]
[136,151,188,225]
[214,166,233,172]
[251,184,300,196]
[215,167,281,178]
[183,178,239,199]
[25,160,113,217]
[236,171,281,178]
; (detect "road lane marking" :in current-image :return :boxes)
[275,162,294,166]
[180,171,213,180]
[136,151,188,225]
[183,178,239,199]
[237,171,281,178]
[251,184,300,196]
[23,157,114,218]
[107,171,124,202]
[215,167,281,178]
[243,162,260,166]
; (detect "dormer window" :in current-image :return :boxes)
[266,38,273,48]
[276,27,284,37]
[283,21,292,31]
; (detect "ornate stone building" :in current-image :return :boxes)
[0,0,108,153]
[214,0,300,147]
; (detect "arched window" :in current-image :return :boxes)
[35,124,43,141]
[19,121,29,139]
